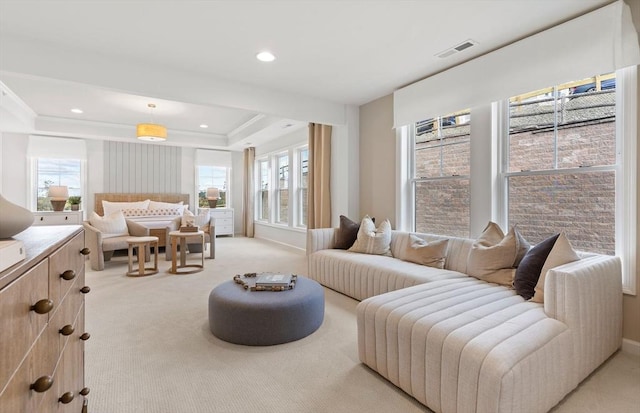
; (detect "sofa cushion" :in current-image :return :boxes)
[532,232,580,303]
[349,216,392,256]
[89,211,128,239]
[467,222,529,286]
[334,215,361,249]
[402,235,448,269]
[513,234,559,300]
[308,249,468,301]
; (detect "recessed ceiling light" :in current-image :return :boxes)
[71,108,83,114]
[200,124,208,128]
[256,51,276,62]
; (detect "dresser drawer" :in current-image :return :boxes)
[49,232,85,311]
[213,218,233,227]
[0,259,50,390]
[47,270,85,358]
[210,209,233,219]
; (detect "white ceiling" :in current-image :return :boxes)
[0,0,614,150]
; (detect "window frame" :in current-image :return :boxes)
[195,165,230,209]
[30,157,86,212]
[254,143,308,231]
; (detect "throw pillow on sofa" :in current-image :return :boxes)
[467,222,530,286]
[403,235,448,269]
[513,233,560,300]
[334,215,375,249]
[531,232,580,303]
[89,211,128,239]
[348,215,391,256]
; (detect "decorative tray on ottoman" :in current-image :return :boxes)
[233,272,297,291]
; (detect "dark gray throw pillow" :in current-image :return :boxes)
[334,215,360,249]
[513,233,560,300]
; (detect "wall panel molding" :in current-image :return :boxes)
[104,142,181,193]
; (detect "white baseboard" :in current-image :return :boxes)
[622,338,640,356]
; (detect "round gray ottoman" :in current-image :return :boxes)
[208,276,324,346]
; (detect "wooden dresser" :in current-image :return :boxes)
[0,226,90,412]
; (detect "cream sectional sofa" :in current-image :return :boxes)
[307,228,623,413]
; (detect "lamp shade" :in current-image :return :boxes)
[206,188,220,199]
[137,123,167,141]
[48,186,69,200]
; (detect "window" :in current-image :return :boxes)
[197,166,229,208]
[505,74,617,254]
[276,153,289,224]
[298,148,309,227]
[405,67,636,293]
[35,158,82,211]
[255,143,308,230]
[258,160,269,221]
[411,110,471,237]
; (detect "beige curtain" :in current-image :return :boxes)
[308,123,332,229]
[243,147,255,237]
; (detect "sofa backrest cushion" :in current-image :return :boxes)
[391,231,474,274]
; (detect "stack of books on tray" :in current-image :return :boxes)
[179,226,199,232]
[254,273,296,291]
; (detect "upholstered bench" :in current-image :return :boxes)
[208,277,325,346]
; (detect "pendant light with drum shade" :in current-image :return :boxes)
[137,103,167,142]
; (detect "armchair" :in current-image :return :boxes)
[165,215,215,261]
[84,219,150,271]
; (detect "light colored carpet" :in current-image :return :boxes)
[85,237,640,413]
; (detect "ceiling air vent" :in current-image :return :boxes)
[436,39,477,58]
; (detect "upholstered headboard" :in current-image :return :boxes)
[94,193,190,216]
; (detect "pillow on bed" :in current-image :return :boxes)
[121,208,182,218]
[149,200,185,213]
[89,211,128,238]
[103,199,150,216]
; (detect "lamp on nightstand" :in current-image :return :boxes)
[48,186,69,211]
[206,188,220,208]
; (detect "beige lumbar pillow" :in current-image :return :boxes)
[89,211,128,239]
[467,222,530,286]
[403,235,448,269]
[348,215,392,256]
[531,232,580,303]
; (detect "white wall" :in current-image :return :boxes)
[1,133,28,206]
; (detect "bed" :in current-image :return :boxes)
[93,193,190,247]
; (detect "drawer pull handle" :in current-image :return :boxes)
[31,299,54,314]
[40,217,44,221]
[80,247,91,256]
[80,286,91,294]
[61,270,76,280]
[59,392,74,404]
[80,387,90,396]
[80,332,91,341]
[30,376,53,393]
[59,324,75,336]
